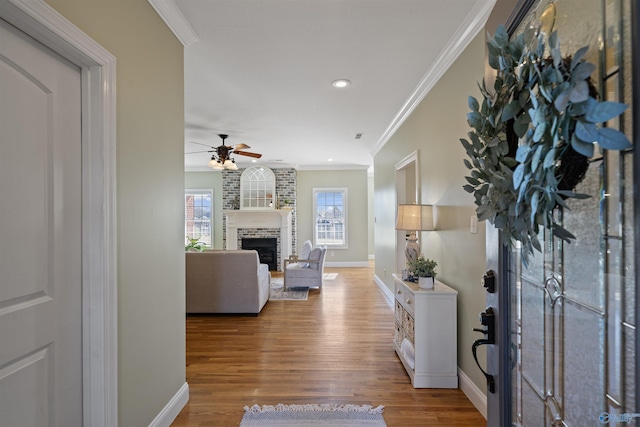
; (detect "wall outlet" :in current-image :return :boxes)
[331,251,335,257]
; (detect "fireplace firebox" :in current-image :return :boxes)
[242,238,277,271]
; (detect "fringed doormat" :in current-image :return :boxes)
[269,278,309,301]
[240,404,387,427]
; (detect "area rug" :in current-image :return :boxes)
[269,278,309,301]
[240,403,387,427]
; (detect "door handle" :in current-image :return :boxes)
[472,307,496,393]
[472,338,495,393]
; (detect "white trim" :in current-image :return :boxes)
[373,274,394,309]
[395,150,420,204]
[458,367,487,419]
[148,383,190,427]
[296,164,371,171]
[368,254,375,260]
[185,188,214,247]
[0,1,118,426]
[313,187,348,249]
[147,0,199,47]
[324,261,370,268]
[370,0,496,157]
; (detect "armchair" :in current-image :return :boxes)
[283,246,326,291]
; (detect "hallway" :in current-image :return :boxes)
[173,263,485,426]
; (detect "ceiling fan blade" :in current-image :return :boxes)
[233,150,262,159]
[231,143,251,150]
[185,150,213,154]
[190,141,213,148]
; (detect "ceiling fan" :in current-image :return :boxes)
[187,134,262,170]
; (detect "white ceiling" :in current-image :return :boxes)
[155,0,496,171]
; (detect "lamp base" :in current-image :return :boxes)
[405,231,420,265]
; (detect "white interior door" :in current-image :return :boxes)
[0,17,82,426]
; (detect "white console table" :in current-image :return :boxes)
[392,274,458,388]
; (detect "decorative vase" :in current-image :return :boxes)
[418,276,434,290]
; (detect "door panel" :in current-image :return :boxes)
[0,17,82,426]
[483,1,637,425]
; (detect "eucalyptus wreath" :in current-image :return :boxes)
[462,25,631,261]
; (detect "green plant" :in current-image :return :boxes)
[185,236,206,252]
[408,256,437,278]
[461,25,631,263]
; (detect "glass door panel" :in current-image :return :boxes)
[505,1,636,426]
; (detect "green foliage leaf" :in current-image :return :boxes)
[597,127,633,150]
[515,145,530,162]
[556,190,591,199]
[568,97,596,117]
[502,100,521,122]
[468,96,480,112]
[584,101,628,123]
[531,144,544,171]
[572,61,596,80]
[543,147,556,168]
[513,164,525,189]
[569,80,590,103]
[533,122,546,142]
[554,90,571,112]
[514,114,530,138]
[465,176,481,186]
[571,46,589,70]
[571,134,595,157]
[575,121,598,142]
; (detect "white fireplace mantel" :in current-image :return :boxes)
[223,209,292,268]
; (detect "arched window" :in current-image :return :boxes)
[240,166,276,209]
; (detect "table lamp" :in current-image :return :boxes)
[396,204,434,265]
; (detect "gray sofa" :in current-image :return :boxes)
[186,250,270,314]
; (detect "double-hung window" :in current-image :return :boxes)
[313,188,347,248]
[185,190,213,247]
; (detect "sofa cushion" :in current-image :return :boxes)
[298,240,312,267]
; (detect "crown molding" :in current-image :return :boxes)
[370,0,497,157]
[148,0,199,47]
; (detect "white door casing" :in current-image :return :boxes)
[0,1,117,426]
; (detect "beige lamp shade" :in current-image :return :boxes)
[396,204,434,231]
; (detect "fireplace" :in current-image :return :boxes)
[242,238,278,271]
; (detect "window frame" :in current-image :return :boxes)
[240,166,276,210]
[185,189,213,247]
[312,187,348,249]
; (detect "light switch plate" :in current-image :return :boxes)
[470,215,478,234]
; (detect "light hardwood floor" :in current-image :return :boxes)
[172,263,486,426]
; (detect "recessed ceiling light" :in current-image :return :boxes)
[328,158,334,162]
[251,159,257,163]
[331,79,351,88]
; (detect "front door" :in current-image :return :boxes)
[0,16,83,426]
[482,1,638,426]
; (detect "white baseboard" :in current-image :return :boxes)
[148,382,189,427]
[458,368,487,419]
[373,274,394,309]
[324,261,370,268]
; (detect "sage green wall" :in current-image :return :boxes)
[44,1,185,425]
[297,170,369,263]
[374,33,489,392]
[185,171,224,249]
